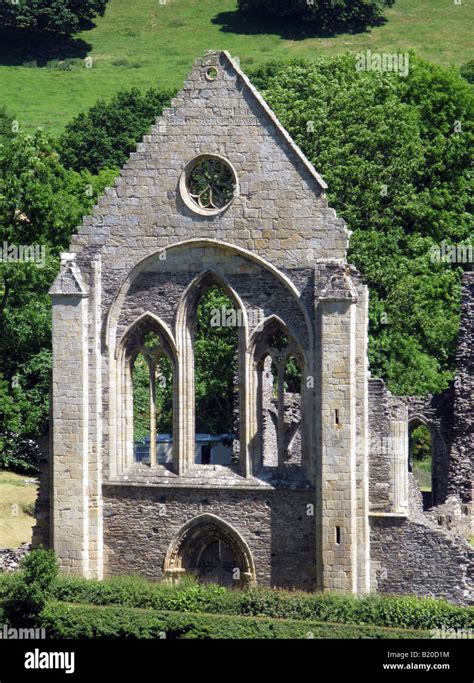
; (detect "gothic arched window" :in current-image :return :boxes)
[124,321,175,467]
[252,318,306,473]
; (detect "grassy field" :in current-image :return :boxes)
[0,0,472,135]
[0,471,37,549]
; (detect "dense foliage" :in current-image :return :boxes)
[59,88,174,174]
[0,130,116,470]
[4,549,58,625]
[1,571,470,631]
[0,0,107,38]
[195,286,238,435]
[0,432,41,474]
[460,60,474,85]
[237,0,395,31]
[409,425,432,466]
[250,54,473,395]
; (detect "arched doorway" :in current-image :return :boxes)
[408,415,448,510]
[164,514,256,588]
[187,538,238,587]
[409,419,433,510]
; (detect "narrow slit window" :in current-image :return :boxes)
[335,526,341,545]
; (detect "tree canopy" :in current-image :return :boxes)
[59,88,174,174]
[237,0,395,32]
[0,0,108,38]
[250,54,473,395]
[0,130,115,471]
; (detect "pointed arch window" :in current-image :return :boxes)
[121,318,176,468]
[194,282,240,466]
[253,319,306,473]
[177,271,248,473]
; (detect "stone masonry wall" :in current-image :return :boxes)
[69,50,348,302]
[103,485,316,591]
[449,271,473,504]
[368,378,408,513]
[370,516,473,605]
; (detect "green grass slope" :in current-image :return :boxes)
[0,0,472,134]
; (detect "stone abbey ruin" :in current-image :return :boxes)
[35,52,473,604]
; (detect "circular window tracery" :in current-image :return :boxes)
[180,155,237,215]
[205,66,218,81]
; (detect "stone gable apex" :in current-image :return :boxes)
[204,51,327,191]
[69,50,349,271]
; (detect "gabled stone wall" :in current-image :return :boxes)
[42,51,471,603]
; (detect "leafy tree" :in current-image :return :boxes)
[132,354,173,442]
[0,130,115,469]
[59,88,174,174]
[410,425,432,468]
[237,0,395,31]
[0,0,108,38]
[250,54,473,395]
[460,60,474,84]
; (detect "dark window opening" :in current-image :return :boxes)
[201,444,211,465]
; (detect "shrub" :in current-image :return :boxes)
[39,602,431,639]
[460,60,474,84]
[0,432,40,475]
[237,0,395,32]
[0,572,16,595]
[49,576,473,630]
[21,502,36,517]
[0,1,108,39]
[4,549,58,625]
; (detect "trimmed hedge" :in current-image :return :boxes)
[49,576,473,631]
[39,602,431,640]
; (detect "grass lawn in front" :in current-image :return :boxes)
[0,471,37,548]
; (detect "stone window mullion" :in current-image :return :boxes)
[276,358,286,469]
[148,357,157,467]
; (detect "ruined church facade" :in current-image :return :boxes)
[39,52,473,604]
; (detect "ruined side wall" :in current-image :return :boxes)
[449,272,473,504]
[370,516,473,605]
[403,392,452,507]
[402,272,473,506]
[368,379,408,513]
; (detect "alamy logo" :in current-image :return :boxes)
[430,242,473,264]
[210,306,265,331]
[24,649,75,675]
[355,49,410,77]
[0,241,46,268]
[0,624,46,639]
